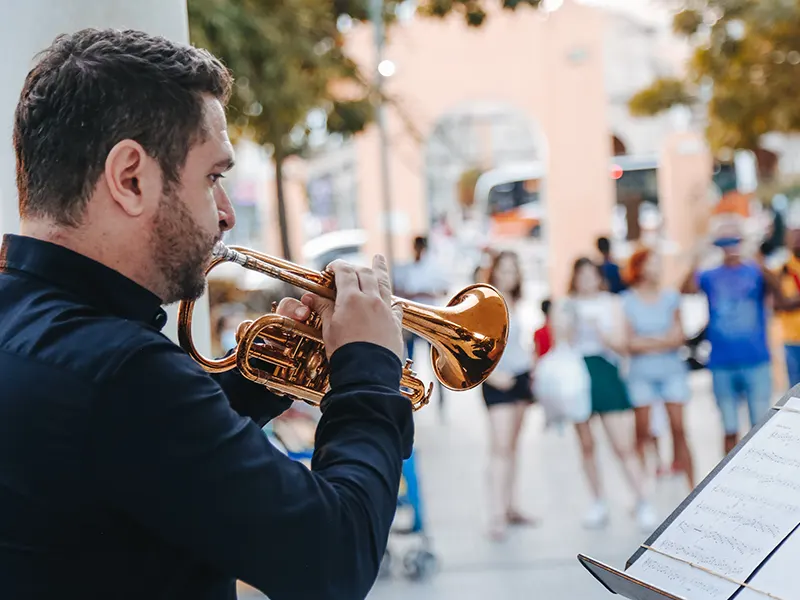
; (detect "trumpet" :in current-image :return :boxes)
[177,243,509,411]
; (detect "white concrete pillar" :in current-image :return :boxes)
[0,0,212,357]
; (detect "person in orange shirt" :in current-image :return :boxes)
[776,229,800,387]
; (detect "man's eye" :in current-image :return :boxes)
[209,173,226,184]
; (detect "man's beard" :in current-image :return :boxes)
[151,188,219,304]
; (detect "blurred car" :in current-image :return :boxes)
[302,229,369,271]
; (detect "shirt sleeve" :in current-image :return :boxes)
[209,362,293,426]
[91,339,413,600]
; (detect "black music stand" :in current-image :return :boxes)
[577,385,800,600]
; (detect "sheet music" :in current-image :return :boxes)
[626,397,800,600]
[737,525,800,600]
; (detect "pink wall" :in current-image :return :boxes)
[657,132,713,287]
[345,0,614,294]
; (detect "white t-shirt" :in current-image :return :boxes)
[566,293,620,358]
[495,305,533,376]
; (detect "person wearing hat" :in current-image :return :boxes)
[681,219,800,455]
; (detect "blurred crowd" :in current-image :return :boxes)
[465,217,800,542]
[209,214,800,546]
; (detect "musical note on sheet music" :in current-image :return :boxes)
[626,397,800,600]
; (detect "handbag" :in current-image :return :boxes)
[532,344,592,427]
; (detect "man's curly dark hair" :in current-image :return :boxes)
[13,28,233,226]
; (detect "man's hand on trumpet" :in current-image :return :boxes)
[274,254,405,362]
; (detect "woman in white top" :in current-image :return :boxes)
[563,257,656,532]
[479,251,536,541]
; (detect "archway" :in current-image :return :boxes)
[422,101,547,282]
[424,101,545,223]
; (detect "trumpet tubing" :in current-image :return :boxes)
[177,244,509,411]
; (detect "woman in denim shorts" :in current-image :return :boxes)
[622,248,695,490]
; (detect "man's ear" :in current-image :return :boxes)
[104,140,161,217]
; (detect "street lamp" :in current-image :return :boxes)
[368,0,396,274]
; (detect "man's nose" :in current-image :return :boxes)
[216,186,236,232]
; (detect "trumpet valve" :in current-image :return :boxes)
[403,358,418,376]
[305,349,325,377]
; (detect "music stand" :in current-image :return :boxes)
[578,385,800,600]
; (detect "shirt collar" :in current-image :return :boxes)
[0,234,168,330]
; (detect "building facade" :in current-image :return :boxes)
[290,0,711,293]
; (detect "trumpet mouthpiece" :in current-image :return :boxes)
[212,242,247,266]
[212,241,228,258]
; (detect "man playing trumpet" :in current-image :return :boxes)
[0,28,412,600]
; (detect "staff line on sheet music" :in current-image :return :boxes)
[639,545,785,600]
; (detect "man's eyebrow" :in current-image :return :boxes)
[213,157,235,171]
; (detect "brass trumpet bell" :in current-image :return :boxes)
[177,244,509,411]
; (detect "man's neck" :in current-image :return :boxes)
[19,220,100,265]
[19,219,165,302]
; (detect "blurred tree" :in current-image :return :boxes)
[335,0,542,27]
[628,0,800,182]
[416,0,542,26]
[189,0,542,259]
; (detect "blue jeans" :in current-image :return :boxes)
[785,344,800,388]
[711,363,772,435]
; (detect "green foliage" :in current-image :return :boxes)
[672,9,703,36]
[628,0,800,159]
[188,0,372,155]
[628,77,695,117]
[417,0,541,27]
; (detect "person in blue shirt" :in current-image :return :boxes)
[681,223,800,455]
[597,236,628,294]
[0,29,412,600]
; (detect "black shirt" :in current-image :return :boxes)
[0,233,413,600]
